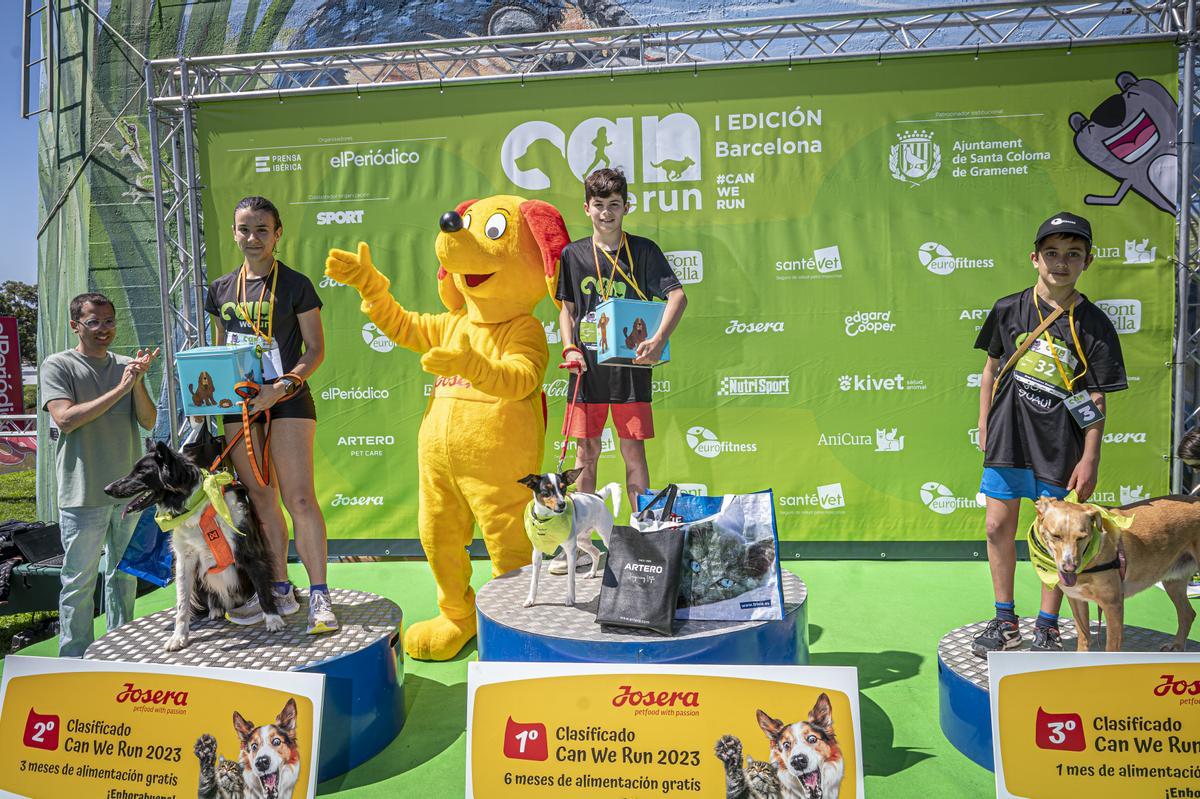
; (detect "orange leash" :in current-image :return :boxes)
[209,374,304,488]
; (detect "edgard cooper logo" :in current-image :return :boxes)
[844,310,895,337]
[889,130,941,185]
[667,250,704,284]
[686,425,757,458]
[918,242,995,275]
[1095,299,1142,334]
[920,481,984,515]
[362,323,395,353]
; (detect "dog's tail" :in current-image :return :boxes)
[597,482,623,517]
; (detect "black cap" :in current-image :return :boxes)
[1035,212,1092,248]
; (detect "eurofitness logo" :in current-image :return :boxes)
[844,310,895,337]
[918,242,995,275]
[320,385,390,402]
[726,320,785,335]
[838,373,926,392]
[1095,299,1142,334]
[775,245,842,279]
[717,375,790,397]
[316,209,364,225]
[666,250,704,284]
[1103,431,1147,444]
[500,113,701,193]
[817,429,905,452]
[920,481,985,515]
[686,425,757,459]
[252,152,301,173]
[889,130,941,186]
[362,322,395,353]
[778,483,846,512]
[329,147,419,168]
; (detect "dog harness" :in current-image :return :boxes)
[154,470,239,574]
[1027,490,1134,588]
[524,497,575,556]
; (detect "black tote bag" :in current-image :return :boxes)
[595,524,685,636]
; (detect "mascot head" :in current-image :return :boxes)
[434,195,570,324]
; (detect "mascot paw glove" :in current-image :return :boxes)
[325,242,391,305]
[420,332,482,380]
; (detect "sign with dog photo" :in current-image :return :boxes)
[466,662,863,798]
[989,652,1200,799]
[0,656,323,799]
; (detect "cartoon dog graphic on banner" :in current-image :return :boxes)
[326,195,568,661]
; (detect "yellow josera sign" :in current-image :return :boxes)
[471,674,857,798]
[0,670,314,799]
[997,662,1200,799]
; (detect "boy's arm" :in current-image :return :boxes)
[977,355,1000,452]
[634,287,687,365]
[1067,391,1105,501]
[559,299,586,372]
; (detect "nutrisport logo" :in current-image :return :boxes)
[918,242,995,275]
[717,376,790,397]
[1095,299,1142,334]
[685,425,757,459]
[500,113,702,214]
[920,481,985,515]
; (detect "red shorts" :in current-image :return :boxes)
[563,402,654,440]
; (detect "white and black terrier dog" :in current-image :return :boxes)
[104,439,283,651]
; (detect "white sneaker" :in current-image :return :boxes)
[272,584,300,616]
[548,549,592,576]
[306,590,339,634]
[226,594,265,626]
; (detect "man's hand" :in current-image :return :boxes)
[1067,455,1099,502]
[128,347,160,382]
[633,336,666,365]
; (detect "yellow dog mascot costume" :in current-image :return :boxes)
[326,196,569,660]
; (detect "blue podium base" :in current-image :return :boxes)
[85,588,404,782]
[938,617,1200,770]
[476,561,807,665]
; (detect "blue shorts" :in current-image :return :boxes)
[979,467,1068,501]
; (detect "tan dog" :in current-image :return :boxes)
[1033,495,1200,651]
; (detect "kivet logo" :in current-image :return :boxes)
[717,376,790,397]
[362,323,395,353]
[666,250,704,284]
[1095,299,1142,334]
[316,210,364,225]
[839,373,926,392]
[918,242,995,275]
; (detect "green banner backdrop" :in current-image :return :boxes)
[196,43,1177,541]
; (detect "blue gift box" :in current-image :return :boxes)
[596,298,670,367]
[175,343,263,416]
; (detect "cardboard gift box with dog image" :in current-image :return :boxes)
[326,195,569,661]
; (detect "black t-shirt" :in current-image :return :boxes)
[204,261,322,376]
[555,234,682,403]
[976,287,1127,487]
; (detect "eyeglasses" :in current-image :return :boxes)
[77,319,117,331]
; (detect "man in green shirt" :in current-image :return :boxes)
[41,293,158,656]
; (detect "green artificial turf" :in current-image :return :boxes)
[1,559,1189,797]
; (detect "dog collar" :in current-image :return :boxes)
[524,497,574,555]
[154,470,238,532]
[1027,490,1134,588]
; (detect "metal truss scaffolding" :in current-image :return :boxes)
[144,0,1200,492]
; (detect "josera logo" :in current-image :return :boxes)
[686,425,756,458]
[362,323,395,353]
[331,494,384,507]
[666,250,704,284]
[1103,432,1147,444]
[1153,674,1200,699]
[500,114,702,213]
[1095,299,1142,333]
[920,482,984,515]
[319,275,347,288]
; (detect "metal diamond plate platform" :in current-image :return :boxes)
[477,561,807,664]
[938,617,1200,770]
[84,588,404,782]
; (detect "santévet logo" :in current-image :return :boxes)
[316,210,364,225]
[778,483,846,511]
[686,425,757,458]
[775,245,842,278]
[920,481,984,515]
[1095,299,1142,334]
[918,241,994,275]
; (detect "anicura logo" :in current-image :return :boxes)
[1089,486,1150,504]
[1095,299,1142,334]
[816,429,904,451]
[686,425,757,458]
[920,482,985,515]
[918,242,995,275]
[316,209,364,225]
[331,494,384,507]
[321,386,390,401]
[666,250,703,284]
[362,323,395,353]
[844,310,895,337]
[543,322,560,345]
[718,376,789,397]
[1094,239,1157,264]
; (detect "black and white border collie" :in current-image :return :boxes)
[104,439,282,651]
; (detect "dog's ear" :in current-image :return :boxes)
[518,474,541,491]
[1035,496,1052,517]
[808,692,834,733]
[275,697,298,735]
[144,437,156,453]
[756,709,784,739]
[233,710,255,742]
[561,467,584,487]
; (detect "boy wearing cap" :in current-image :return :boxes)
[971,212,1127,656]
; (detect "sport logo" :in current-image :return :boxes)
[685,425,757,458]
[1095,299,1142,334]
[918,242,995,275]
[666,250,704,284]
[316,210,364,225]
[717,376,790,397]
[889,130,941,185]
[844,310,895,337]
[362,323,395,353]
[967,373,983,388]
[920,481,985,515]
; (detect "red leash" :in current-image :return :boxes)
[556,347,585,472]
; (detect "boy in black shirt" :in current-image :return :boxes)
[972,212,1127,656]
[555,169,687,571]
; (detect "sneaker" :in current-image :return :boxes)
[226,594,265,626]
[306,590,339,635]
[548,549,592,576]
[272,583,300,616]
[1031,625,1064,651]
[971,617,1022,658]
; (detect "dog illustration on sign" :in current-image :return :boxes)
[652,156,696,181]
[190,371,217,406]
[624,318,649,351]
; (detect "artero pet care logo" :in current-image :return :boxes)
[686,425,757,458]
[920,482,985,515]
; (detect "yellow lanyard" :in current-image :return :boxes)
[1031,290,1089,392]
[237,261,278,344]
[591,235,648,302]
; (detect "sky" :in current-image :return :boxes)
[0,10,39,286]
